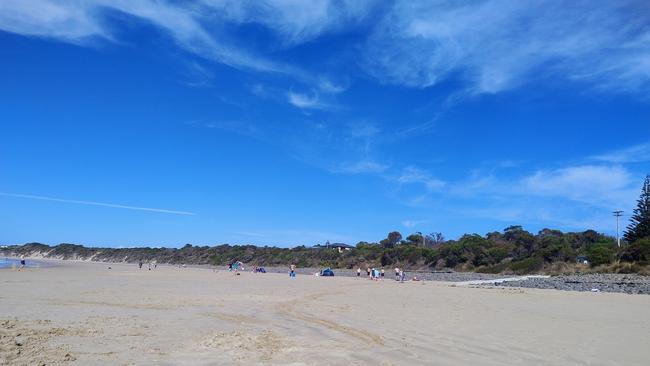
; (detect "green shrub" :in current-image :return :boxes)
[587,244,615,267]
[508,257,544,274]
[619,237,650,264]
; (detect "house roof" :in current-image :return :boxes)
[312,242,354,249]
[330,243,354,248]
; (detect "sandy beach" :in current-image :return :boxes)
[1,261,649,365]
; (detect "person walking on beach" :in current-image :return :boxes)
[18,255,25,271]
[395,267,400,280]
[138,260,143,269]
[357,267,361,277]
[366,267,371,278]
[381,267,385,280]
[290,264,296,278]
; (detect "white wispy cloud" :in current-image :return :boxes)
[401,219,426,228]
[287,90,330,110]
[414,163,641,234]
[0,0,104,42]
[447,164,637,210]
[0,0,375,86]
[205,0,377,46]
[518,165,637,208]
[318,78,347,94]
[593,141,650,163]
[458,203,618,233]
[364,0,650,94]
[385,162,639,233]
[397,166,446,191]
[0,192,196,215]
[331,160,388,174]
[0,0,303,77]
[3,0,648,98]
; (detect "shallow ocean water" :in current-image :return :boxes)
[0,257,50,269]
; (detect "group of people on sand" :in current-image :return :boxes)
[216,261,419,281]
[357,266,386,280]
[228,261,244,273]
[355,266,414,282]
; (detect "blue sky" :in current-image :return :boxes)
[1,0,649,247]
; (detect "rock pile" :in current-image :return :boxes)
[495,274,650,295]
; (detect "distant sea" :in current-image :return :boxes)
[0,257,51,269]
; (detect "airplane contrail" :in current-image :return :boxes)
[0,192,196,216]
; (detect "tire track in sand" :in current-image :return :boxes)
[276,290,384,346]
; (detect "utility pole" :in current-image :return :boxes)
[613,211,623,247]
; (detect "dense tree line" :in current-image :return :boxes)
[2,224,647,274]
[3,175,649,274]
[624,175,650,244]
[620,174,650,265]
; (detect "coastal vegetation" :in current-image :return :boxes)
[2,225,648,275]
[3,175,649,275]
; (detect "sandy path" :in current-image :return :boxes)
[1,261,649,365]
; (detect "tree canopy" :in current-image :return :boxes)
[3,226,624,273]
[380,231,402,248]
[624,174,650,244]
[3,176,649,274]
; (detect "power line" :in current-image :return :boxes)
[613,210,623,247]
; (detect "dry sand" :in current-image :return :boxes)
[1,261,649,365]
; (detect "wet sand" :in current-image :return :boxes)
[1,260,649,365]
